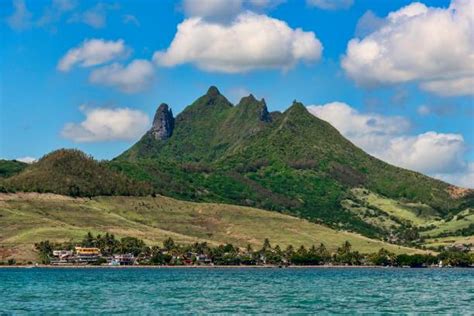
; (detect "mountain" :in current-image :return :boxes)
[2,149,152,197]
[2,86,473,245]
[120,86,271,162]
[111,86,473,241]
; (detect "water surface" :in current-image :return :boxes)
[1,268,472,314]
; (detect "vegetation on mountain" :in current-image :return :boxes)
[2,86,473,245]
[1,149,152,197]
[113,87,473,240]
[0,159,27,178]
[0,193,424,262]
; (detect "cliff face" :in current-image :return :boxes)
[150,103,174,140]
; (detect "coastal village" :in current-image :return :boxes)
[49,246,212,266]
[2,232,471,268]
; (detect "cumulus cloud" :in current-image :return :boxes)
[61,106,150,142]
[382,132,466,174]
[154,12,322,73]
[342,0,474,96]
[307,0,353,10]
[89,59,155,93]
[307,102,473,188]
[183,0,243,21]
[16,157,36,164]
[354,10,385,37]
[182,0,283,21]
[57,39,128,72]
[6,0,32,31]
[307,102,411,158]
[420,77,474,97]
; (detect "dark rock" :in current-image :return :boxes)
[259,98,272,123]
[150,103,174,140]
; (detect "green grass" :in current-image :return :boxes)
[0,193,425,262]
[423,235,474,249]
[350,188,439,226]
[421,209,474,237]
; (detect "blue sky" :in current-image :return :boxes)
[1,0,473,187]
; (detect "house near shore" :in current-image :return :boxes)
[50,250,74,264]
[195,254,212,265]
[74,247,101,263]
[109,254,136,266]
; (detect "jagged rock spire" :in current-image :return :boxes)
[150,103,174,140]
[259,98,272,123]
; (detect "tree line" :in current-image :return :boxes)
[28,233,474,267]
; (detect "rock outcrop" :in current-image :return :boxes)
[259,98,272,123]
[150,103,174,140]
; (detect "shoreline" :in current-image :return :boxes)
[0,264,469,269]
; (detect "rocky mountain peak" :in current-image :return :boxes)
[206,86,221,97]
[237,95,272,123]
[150,103,174,140]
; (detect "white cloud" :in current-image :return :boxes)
[37,0,77,27]
[154,12,322,73]
[307,102,411,158]
[182,0,283,21]
[248,0,284,9]
[68,3,118,28]
[183,0,243,21]
[57,39,128,72]
[307,102,473,188]
[354,10,385,37]
[382,132,466,174]
[16,157,36,164]
[435,162,474,189]
[61,106,150,142]
[6,0,32,31]
[307,0,353,10]
[342,0,474,96]
[89,59,154,93]
[420,77,474,97]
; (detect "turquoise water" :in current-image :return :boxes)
[1,268,473,314]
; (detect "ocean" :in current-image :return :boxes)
[1,267,472,314]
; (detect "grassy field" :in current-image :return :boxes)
[423,235,474,248]
[0,193,425,262]
[420,209,474,237]
[350,188,439,226]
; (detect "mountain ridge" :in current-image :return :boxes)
[2,86,473,245]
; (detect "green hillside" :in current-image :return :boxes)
[0,159,27,178]
[2,87,473,245]
[113,87,473,241]
[2,149,152,197]
[0,193,425,262]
